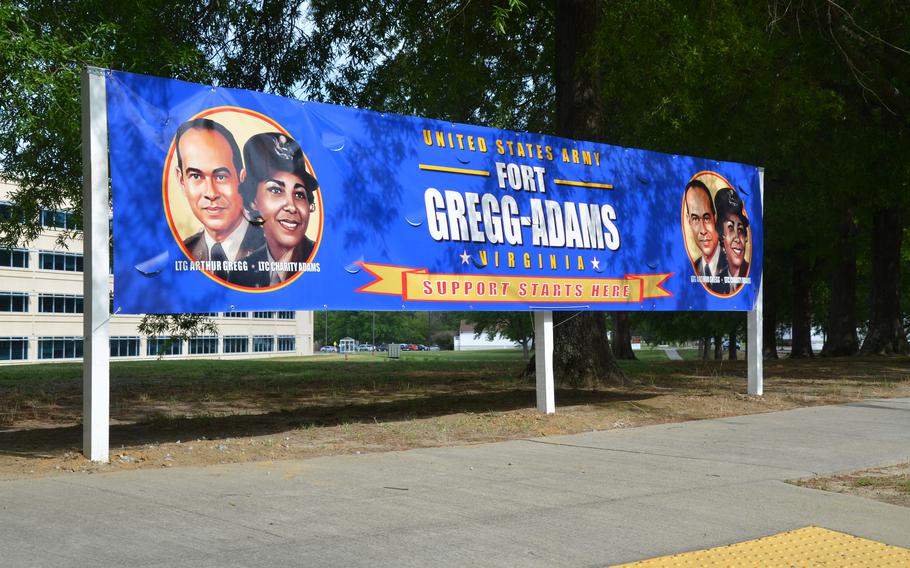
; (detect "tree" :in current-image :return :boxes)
[468,312,534,361]
[0,0,311,341]
[767,1,910,355]
[552,0,625,386]
[611,313,636,360]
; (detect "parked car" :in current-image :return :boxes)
[428,345,441,351]
[320,346,337,353]
[406,344,419,351]
[356,344,374,352]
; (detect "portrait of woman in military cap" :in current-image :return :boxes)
[714,187,750,295]
[238,132,321,287]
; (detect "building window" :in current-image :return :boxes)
[39,251,83,272]
[277,335,295,352]
[188,336,218,355]
[147,336,182,356]
[192,312,219,317]
[38,336,83,360]
[252,311,274,319]
[0,292,29,312]
[276,311,295,319]
[0,337,28,361]
[0,202,11,220]
[0,248,29,268]
[40,209,79,231]
[223,336,249,353]
[110,336,139,357]
[38,294,83,314]
[252,335,274,352]
[222,311,249,318]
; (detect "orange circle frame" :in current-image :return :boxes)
[162,107,324,292]
[680,171,751,298]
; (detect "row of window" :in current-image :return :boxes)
[1,204,81,231]
[224,311,295,319]
[0,249,83,271]
[0,336,297,360]
[0,293,297,319]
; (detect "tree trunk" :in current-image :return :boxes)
[552,0,624,385]
[553,312,623,387]
[713,334,723,360]
[763,294,779,359]
[728,330,738,360]
[861,207,909,354]
[822,212,859,356]
[611,312,636,360]
[700,337,710,360]
[556,0,603,143]
[790,248,813,358]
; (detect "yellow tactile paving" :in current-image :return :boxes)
[611,526,910,567]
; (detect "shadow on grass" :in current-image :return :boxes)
[0,388,657,458]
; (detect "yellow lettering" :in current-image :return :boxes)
[582,150,592,165]
[508,251,515,268]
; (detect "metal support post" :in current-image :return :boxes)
[747,168,764,396]
[82,67,111,462]
[534,311,555,413]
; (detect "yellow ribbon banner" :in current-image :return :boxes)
[356,262,672,304]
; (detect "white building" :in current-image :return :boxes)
[0,181,313,364]
[453,320,521,351]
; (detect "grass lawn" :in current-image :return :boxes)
[0,350,908,479]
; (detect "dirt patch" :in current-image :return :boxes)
[793,462,910,508]
[0,353,908,480]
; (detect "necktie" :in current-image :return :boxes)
[211,242,228,280]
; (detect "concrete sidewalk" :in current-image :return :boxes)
[2,398,909,567]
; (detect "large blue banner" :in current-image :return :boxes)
[107,70,763,314]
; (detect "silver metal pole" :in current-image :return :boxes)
[747,168,764,395]
[534,311,555,413]
[81,67,111,462]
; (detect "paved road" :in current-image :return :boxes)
[2,398,909,567]
[664,348,683,360]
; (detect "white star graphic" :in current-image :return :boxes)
[590,257,601,271]
[460,250,471,265]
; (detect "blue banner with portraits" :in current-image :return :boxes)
[106,70,763,314]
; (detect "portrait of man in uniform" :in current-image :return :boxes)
[174,118,265,283]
